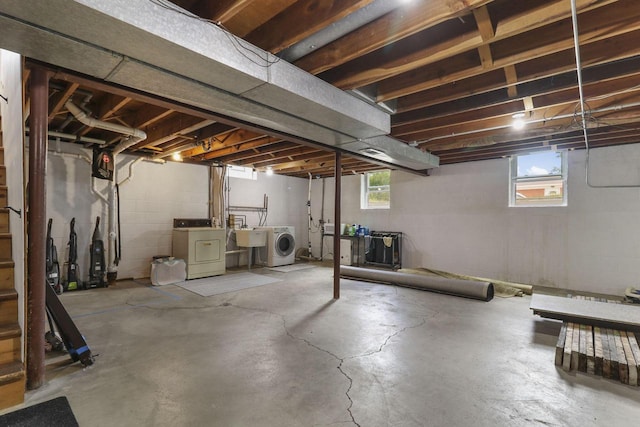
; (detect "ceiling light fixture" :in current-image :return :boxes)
[172,152,182,161]
[266,166,274,176]
[512,112,526,130]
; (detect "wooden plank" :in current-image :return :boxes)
[602,328,612,379]
[563,322,573,371]
[473,5,495,41]
[578,324,588,372]
[586,325,595,375]
[627,332,640,386]
[530,294,640,332]
[245,0,376,53]
[195,0,254,23]
[504,65,518,98]
[571,321,580,371]
[556,322,567,366]
[478,45,493,69]
[614,330,629,384]
[378,24,640,102]
[621,331,638,386]
[607,329,620,381]
[295,0,492,75]
[594,326,604,376]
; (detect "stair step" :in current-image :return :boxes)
[0,208,8,233]
[0,323,21,365]
[0,323,20,340]
[0,147,4,164]
[0,166,5,187]
[0,259,14,290]
[0,290,18,324]
[0,361,25,410]
[0,361,24,387]
[0,233,11,258]
[0,289,17,302]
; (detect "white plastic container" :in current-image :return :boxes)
[151,258,186,286]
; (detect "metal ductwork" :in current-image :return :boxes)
[0,0,439,171]
[279,0,402,63]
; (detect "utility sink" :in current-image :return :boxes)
[235,228,267,247]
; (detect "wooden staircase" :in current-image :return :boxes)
[0,116,25,409]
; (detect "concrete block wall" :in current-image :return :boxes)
[46,144,309,279]
[311,145,640,296]
[46,146,210,280]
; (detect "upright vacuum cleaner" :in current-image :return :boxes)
[86,216,107,288]
[45,218,63,295]
[64,217,81,291]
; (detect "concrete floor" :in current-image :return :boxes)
[9,264,640,426]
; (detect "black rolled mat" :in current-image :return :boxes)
[0,396,78,427]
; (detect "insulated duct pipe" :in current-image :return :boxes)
[26,127,106,145]
[64,100,147,154]
[340,266,494,302]
[65,99,147,281]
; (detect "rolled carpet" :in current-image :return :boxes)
[340,265,493,302]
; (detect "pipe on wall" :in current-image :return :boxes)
[64,99,148,281]
[64,100,146,154]
[340,266,494,302]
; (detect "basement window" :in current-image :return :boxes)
[361,170,391,209]
[509,151,567,207]
[227,165,257,180]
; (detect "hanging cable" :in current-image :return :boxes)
[147,0,280,68]
[571,0,640,188]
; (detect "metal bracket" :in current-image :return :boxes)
[0,93,7,104]
[4,206,22,218]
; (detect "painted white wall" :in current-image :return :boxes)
[0,50,26,351]
[311,145,640,296]
[46,144,309,278]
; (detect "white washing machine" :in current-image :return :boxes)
[258,226,296,267]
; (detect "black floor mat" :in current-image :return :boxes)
[0,396,78,427]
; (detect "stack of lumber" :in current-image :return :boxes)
[555,297,640,386]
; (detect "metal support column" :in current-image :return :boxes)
[26,66,49,389]
[333,151,341,300]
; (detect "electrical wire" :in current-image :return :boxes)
[571,0,640,188]
[147,0,280,68]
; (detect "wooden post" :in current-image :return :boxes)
[26,66,49,389]
[333,151,341,300]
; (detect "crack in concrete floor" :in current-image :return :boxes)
[228,302,428,427]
